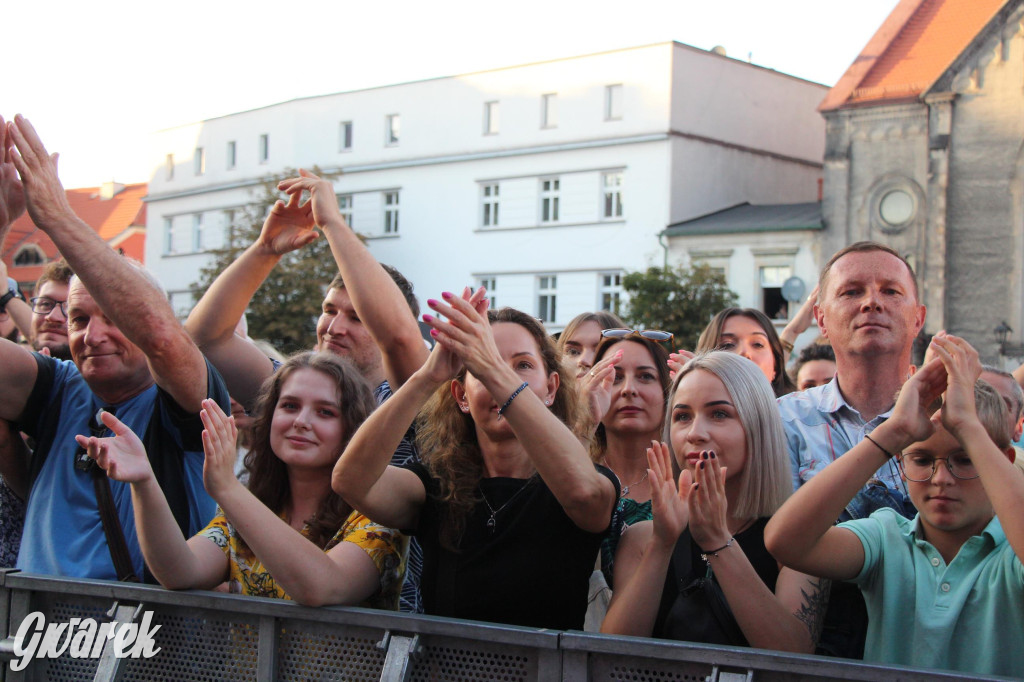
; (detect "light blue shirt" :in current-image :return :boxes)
[840,510,1024,677]
[777,378,903,492]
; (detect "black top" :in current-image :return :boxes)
[653,517,778,645]
[401,460,618,630]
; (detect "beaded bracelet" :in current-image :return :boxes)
[864,433,895,459]
[699,537,735,562]
[496,382,530,420]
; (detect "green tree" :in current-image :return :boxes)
[621,263,738,349]
[190,169,341,355]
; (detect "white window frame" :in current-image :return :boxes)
[163,217,175,255]
[192,214,205,252]
[758,264,793,321]
[599,272,624,314]
[605,84,623,121]
[537,275,557,324]
[258,134,269,163]
[13,244,45,267]
[481,183,500,227]
[165,154,174,181]
[385,114,400,146]
[339,121,353,152]
[484,101,499,135]
[540,178,560,224]
[541,93,557,128]
[194,147,205,176]
[384,191,400,234]
[602,171,624,219]
[226,141,236,170]
[477,276,497,309]
[336,194,353,228]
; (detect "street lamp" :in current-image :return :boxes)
[994,321,1024,358]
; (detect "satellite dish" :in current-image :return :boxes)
[781,276,806,303]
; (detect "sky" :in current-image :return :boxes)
[5,0,901,189]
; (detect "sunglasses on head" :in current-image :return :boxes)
[601,328,674,344]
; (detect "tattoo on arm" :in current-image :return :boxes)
[794,577,830,646]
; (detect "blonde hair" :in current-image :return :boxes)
[972,379,1012,450]
[662,351,791,518]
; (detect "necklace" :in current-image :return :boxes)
[479,476,535,533]
[620,471,649,497]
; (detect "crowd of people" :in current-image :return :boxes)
[1,114,1023,677]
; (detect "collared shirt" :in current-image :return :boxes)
[777,377,904,493]
[839,510,1024,677]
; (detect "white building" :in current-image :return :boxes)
[145,42,826,331]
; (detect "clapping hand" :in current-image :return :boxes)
[580,350,621,426]
[648,441,690,548]
[6,115,71,232]
[928,335,983,438]
[0,117,26,231]
[200,399,241,498]
[686,451,731,553]
[423,287,502,381]
[77,411,154,484]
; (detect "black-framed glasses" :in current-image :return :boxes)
[30,297,68,317]
[601,328,675,344]
[898,454,979,482]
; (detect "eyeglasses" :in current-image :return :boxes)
[898,454,979,482]
[601,328,675,344]
[30,297,68,317]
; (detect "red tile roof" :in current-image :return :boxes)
[821,0,1008,112]
[2,182,147,288]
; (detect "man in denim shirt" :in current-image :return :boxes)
[777,241,926,657]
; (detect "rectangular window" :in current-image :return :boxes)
[165,154,174,181]
[760,265,793,320]
[478,276,497,309]
[481,183,500,227]
[386,114,400,146]
[336,194,353,228]
[194,147,205,176]
[258,134,269,163]
[163,217,175,254]
[484,101,499,135]
[223,209,237,248]
[540,178,560,223]
[384,191,400,234]
[226,141,236,169]
[600,272,623,313]
[605,84,623,121]
[541,93,557,128]
[537,276,557,323]
[602,171,624,219]
[192,214,205,252]
[339,121,353,151]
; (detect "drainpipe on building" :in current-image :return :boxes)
[658,230,669,269]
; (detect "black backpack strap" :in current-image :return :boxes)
[24,354,61,489]
[91,465,139,582]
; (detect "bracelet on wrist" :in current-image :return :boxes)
[864,433,896,460]
[780,338,794,354]
[699,536,735,562]
[496,382,529,420]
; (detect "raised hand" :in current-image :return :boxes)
[667,350,694,379]
[76,411,155,483]
[648,441,690,548]
[254,186,320,257]
[929,335,983,438]
[580,349,621,425]
[0,117,26,231]
[887,355,950,449]
[423,288,504,381]
[277,169,346,231]
[6,116,70,231]
[199,398,241,498]
[686,451,731,553]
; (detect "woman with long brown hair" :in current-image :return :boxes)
[78,351,406,607]
[333,288,618,629]
[696,308,796,397]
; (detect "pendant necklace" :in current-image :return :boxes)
[620,471,649,497]
[480,475,535,533]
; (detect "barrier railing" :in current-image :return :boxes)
[0,570,1012,682]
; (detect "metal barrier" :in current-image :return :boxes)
[0,570,1012,682]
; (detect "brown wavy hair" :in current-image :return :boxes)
[696,308,796,397]
[245,351,376,549]
[415,307,586,550]
[588,335,671,459]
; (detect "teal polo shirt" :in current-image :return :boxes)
[839,509,1024,677]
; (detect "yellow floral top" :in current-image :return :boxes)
[198,507,406,609]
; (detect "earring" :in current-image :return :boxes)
[459,404,470,413]
[544,399,552,406]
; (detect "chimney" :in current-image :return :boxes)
[100,181,125,200]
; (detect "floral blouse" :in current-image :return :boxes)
[198,507,406,609]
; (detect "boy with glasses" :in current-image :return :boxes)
[766,335,1024,676]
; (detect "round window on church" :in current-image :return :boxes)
[879,189,915,227]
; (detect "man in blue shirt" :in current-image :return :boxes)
[0,115,228,580]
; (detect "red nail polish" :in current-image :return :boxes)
[427,299,439,307]
[423,314,434,323]
[430,329,439,338]
[441,291,453,300]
